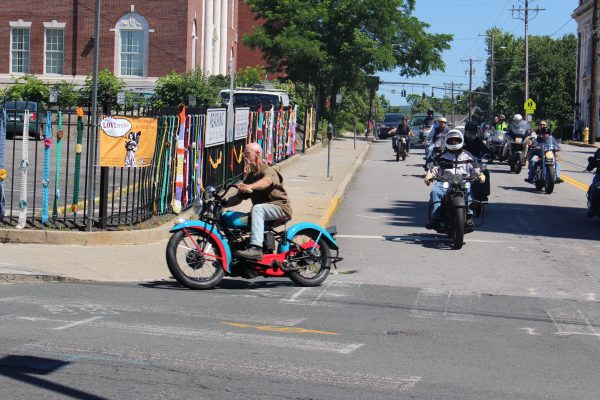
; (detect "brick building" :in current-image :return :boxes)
[0,0,247,91]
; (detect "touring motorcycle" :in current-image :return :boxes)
[166,184,342,289]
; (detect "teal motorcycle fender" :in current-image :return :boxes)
[279,222,339,253]
[170,220,233,273]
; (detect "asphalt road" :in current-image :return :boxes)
[1,139,599,399]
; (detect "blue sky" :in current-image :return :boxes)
[376,0,579,106]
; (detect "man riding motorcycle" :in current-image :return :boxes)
[425,117,449,165]
[586,148,600,217]
[525,127,563,184]
[424,130,485,230]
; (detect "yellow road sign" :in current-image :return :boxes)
[524,98,536,114]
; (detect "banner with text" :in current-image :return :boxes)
[205,108,227,147]
[234,108,250,141]
[99,116,158,167]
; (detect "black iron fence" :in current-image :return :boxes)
[0,101,316,230]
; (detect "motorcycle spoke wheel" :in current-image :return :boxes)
[288,230,331,287]
[166,229,225,289]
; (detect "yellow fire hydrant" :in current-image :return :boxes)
[583,127,589,142]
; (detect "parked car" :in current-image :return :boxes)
[377,113,406,139]
[219,88,290,111]
[409,112,444,145]
[3,100,41,140]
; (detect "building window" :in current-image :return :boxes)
[121,30,144,76]
[45,28,64,74]
[113,13,150,78]
[11,28,30,73]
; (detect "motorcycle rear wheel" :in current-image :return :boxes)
[545,166,555,194]
[288,230,331,286]
[166,229,225,289]
[451,208,465,250]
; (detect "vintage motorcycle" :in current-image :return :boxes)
[505,121,530,174]
[166,184,342,289]
[428,170,484,250]
[530,146,557,194]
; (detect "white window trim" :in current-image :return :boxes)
[44,22,66,76]
[111,13,151,78]
[9,20,32,75]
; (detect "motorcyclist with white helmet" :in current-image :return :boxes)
[425,117,449,165]
[424,130,485,230]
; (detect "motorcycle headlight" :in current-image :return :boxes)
[515,137,523,144]
[545,151,554,159]
[192,198,204,214]
[442,182,450,189]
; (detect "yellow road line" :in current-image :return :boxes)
[561,174,589,192]
[320,194,340,228]
[222,321,339,335]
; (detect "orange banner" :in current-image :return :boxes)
[99,116,158,167]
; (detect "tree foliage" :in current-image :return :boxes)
[5,74,50,104]
[479,30,576,125]
[154,71,226,107]
[243,0,452,109]
[236,65,266,87]
[79,69,125,107]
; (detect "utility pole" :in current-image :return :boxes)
[480,32,495,123]
[443,82,464,127]
[511,0,544,119]
[589,0,599,144]
[461,58,480,120]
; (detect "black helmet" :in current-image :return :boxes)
[540,126,551,135]
[427,108,434,114]
[464,121,478,131]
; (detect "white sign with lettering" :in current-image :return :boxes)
[205,108,227,147]
[234,108,250,140]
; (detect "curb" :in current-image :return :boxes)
[319,141,371,227]
[0,273,81,284]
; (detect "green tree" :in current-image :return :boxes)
[155,71,225,107]
[481,30,576,125]
[51,81,78,107]
[244,0,451,113]
[79,69,125,107]
[6,74,50,103]
[236,65,266,87]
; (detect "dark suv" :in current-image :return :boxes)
[377,113,406,139]
[3,100,41,140]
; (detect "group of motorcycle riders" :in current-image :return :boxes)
[386,108,600,231]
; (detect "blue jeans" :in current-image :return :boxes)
[249,203,289,247]
[425,143,436,164]
[527,156,561,180]
[430,182,473,221]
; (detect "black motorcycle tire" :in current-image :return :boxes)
[535,171,545,191]
[288,229,332,287]
[396,149,400,162]
[514,162,522,174]
[166,229,225,289]
[545,166,555,194]
[451,207,465,250]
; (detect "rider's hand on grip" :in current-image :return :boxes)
[424,171,434,186]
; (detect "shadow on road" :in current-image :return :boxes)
[368,198,600,241]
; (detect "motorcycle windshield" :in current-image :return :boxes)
[509,121,529,136]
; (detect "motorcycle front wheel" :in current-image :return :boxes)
[287,230,331,286]
[514,162,522,174]
[166,229,225,289]
[451,207,465,250]
[545,166,555,194]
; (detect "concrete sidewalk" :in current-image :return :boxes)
[0,136,370,282]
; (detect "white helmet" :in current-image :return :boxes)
[512,114,523,123]
[445,129,464,151]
